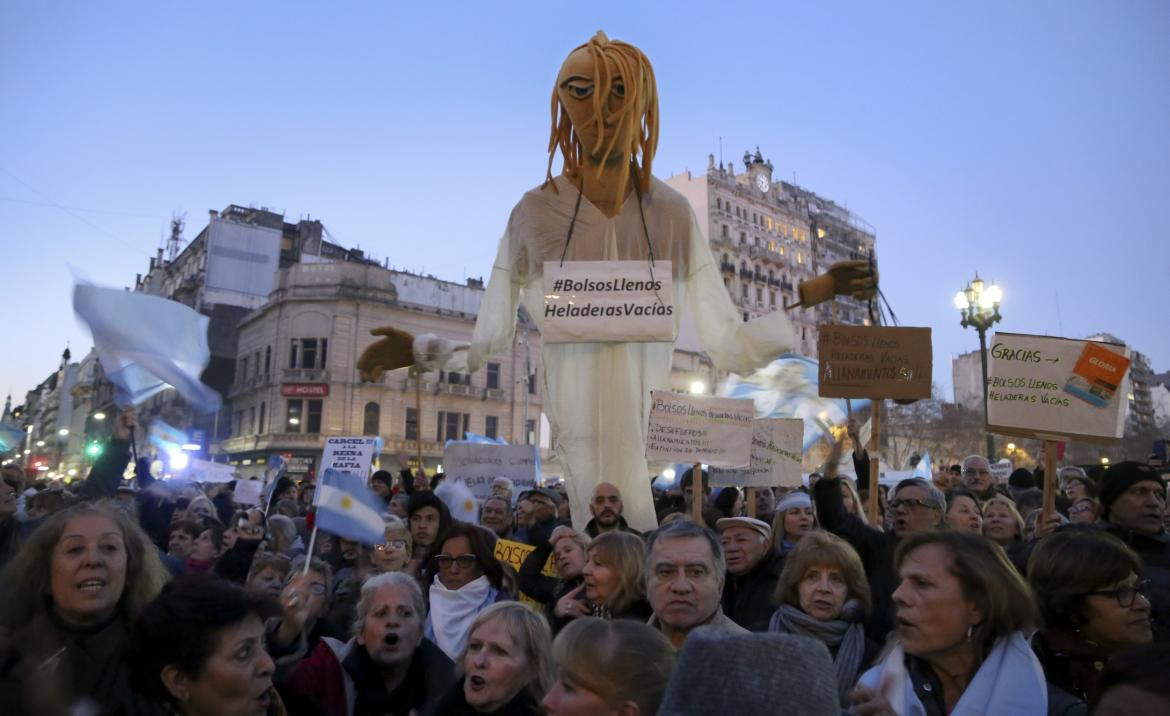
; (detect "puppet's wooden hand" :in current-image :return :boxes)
[356,326,416,382]
[796,260,878,308]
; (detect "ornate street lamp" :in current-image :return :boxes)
[954,274,1003,459]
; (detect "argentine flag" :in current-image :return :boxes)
[313,468,387,545]
[912,452,933,479]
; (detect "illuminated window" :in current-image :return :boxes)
[765,217,773,231]
[767,240,776,251]
[817,228,826,239]
[797,252,803,264]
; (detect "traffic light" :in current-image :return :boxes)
[85,441,103,458]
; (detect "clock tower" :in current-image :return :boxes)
[743,146,774,195]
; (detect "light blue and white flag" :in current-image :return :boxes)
[435,477,479,523]
[313,468,387,545]
[912,452,933,480]
[73,282,221,413]
[0,422,26,454]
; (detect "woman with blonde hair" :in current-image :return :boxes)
[839,478,869,525]
[422,602,553,715]
[576,531,651,621]
[542,617,676,716]
[768,531,878,706]
[0,500,170,714]
[982,494,1025,546]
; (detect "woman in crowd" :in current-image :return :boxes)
[0,500,170,714]
[578,531,651,621]
[542,617,676,716]
[1028,529,1153,709]
[1067,497,1100,526]
[127,575,282,715]
[982,495,1026,546]
[840,478,869,525]
[852,531,1044,714]
[245,552,292,598]
[286,556,343,649]
[1060,466,1096,502]
[768,531,878,706]
[771,491,815,555]
[944,487,984,534]
[518,525,589,632]
[424,522,510,660]
[422,602,553,715]
[372,515,412,574]
[185,523,224,575]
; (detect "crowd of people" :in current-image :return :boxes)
[0,408,1168,715]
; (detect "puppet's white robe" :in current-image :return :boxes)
[429,175,794,531]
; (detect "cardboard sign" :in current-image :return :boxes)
[986,332,1129,443]
[495,538,558,608]
[233,478,264,505]
[542,261,674,343]
[443,443,540,500]
[817,326,932,400]
[645,391,754,468]
[711,419,804,487]
[319,437,378,479]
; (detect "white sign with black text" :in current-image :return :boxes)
[443,443,540,501]
[644,391,754,468]
[319,436,378,479]
[711,418,804,488]
[541,261,674,343]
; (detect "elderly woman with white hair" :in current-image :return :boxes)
[271,571,456,715]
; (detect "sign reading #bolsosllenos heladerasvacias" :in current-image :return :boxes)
[645,391,754,468]
[817,325,933,400]
[711,418,804,488]
[542,261,674,343]
[986,332,1130,443]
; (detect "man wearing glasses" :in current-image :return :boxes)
[1097,461,1170,640]
[960,454,1004,501]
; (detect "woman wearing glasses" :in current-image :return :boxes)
[1028,529,1153,710]
[372,515,412,574]
[424,522,511,660]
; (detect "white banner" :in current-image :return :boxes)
[986,333,1129,443]
[645,391,754,468]
[186,458,236,484]
[233,478,264,505]
[711,418,804,487]
[443,443,540,500]
[320,437,378,479]
[542,261,674,343]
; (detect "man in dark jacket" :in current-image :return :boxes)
[1097,461,1170,639]
[584,482,640,537]
[717,516,784,630]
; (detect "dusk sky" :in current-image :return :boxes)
[3,1,1167,405]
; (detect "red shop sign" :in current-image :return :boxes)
[281,383,329,398]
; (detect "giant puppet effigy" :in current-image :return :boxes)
[358,32,875,530]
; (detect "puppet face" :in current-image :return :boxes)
[556,47,636,165]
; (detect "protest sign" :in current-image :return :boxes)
[542,261,674,343]
[644,391,753,468]
[711,419,803,488]
[990,461,1013,484]
[319,437,378,479]
[443,443,540,500]
[186,458,236,483]
[233,478,264,505]
[817,326,932,400]
[494,538,558,608]
[986,332,1130,443]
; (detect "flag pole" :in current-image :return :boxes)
[302,526,318,576]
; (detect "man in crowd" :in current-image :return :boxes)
[479,495,513,539]
[717,516,783,630]
[646,520,747,648]
[585,482,638,537]
[960,454,1001,501]
[517,488,560,546]
[1097,461,1170,638]
[753,487,776,527]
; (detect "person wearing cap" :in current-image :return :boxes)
[369,470,395,500]
[771,491,815,555]
[645,520,747,649]
[517,488,564,547]
[717,515,784,630]
[1097,460,1170,639]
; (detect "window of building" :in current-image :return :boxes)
[289,338,328,370]
[307,400,322,433]
[741,283,748,298]
[258,402,266,433]
[285,399,322,433]
[797,252,803,264]
[437,411,470,441]
[716,198,722,210]
[486,362,500,390]
[249,406,256,434]
[743,312,750,322]
[735,206,741,218]
[528,370,537,394]
[363,401,380,436]
[770,290,776,307]
[721,224,728,238]
[254,351,262,378]
[234,410,243,437]
[264,346,271,375]
[238,357,247,381]
[817,227,826,239]
[766,217,773,231]
[525,419,537,445]
[756,287,763,302]
[739,231,746,244]
[405,407,418,440]
[485,415,499,440]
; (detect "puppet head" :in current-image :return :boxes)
[545,31,659,198]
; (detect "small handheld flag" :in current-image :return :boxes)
[313,468,387,545]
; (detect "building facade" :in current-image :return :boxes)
[665,148,876,358]
[218,262,545,479]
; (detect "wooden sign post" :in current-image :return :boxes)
[692,462,703,522]
[986,332,1131,526]
[746,487,757,518]
[816,325,933,528]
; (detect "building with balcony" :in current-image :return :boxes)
[219,262,544,479]
[666,148,876,358]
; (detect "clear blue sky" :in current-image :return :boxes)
[2,1,1167,405]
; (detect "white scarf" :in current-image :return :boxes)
[856,632,1047,715]
[426,575,496,660]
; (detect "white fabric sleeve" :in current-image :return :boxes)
[684,212,795,375]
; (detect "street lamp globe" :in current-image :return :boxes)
[689,380,707,395]
[953,291,968,310]
[955,272,1005,460]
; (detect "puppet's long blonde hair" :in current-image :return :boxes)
[544,31,658,199]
